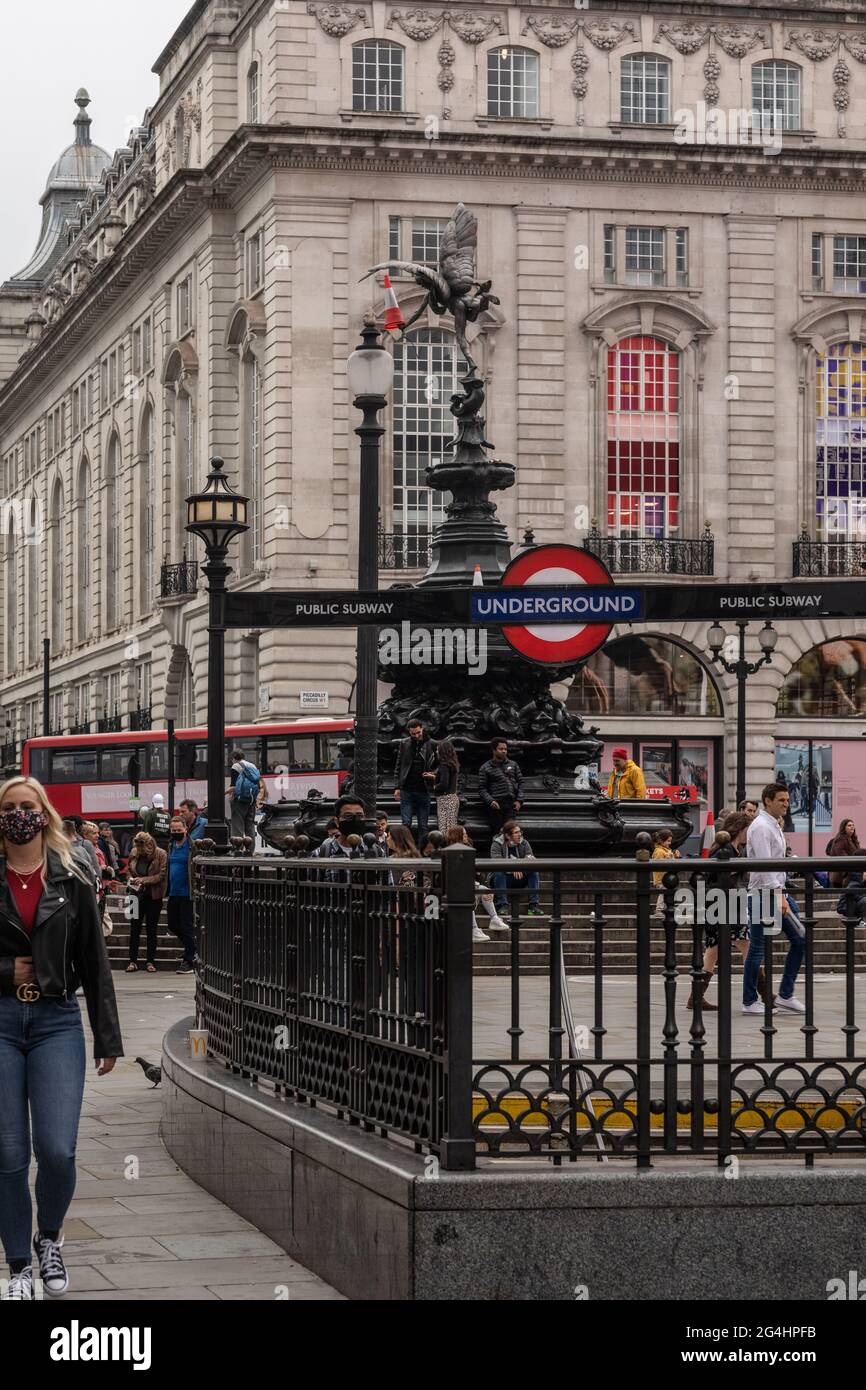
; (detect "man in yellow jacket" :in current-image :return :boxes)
[606,747,647,800]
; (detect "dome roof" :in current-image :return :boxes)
[44,90,109,194]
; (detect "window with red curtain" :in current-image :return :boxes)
[606,335,680,538]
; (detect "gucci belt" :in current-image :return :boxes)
[16,982,41,1002]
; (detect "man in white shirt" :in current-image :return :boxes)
[743,782,805,1014]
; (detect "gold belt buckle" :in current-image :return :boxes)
[16,982,41,1002]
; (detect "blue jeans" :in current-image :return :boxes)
[743,894,805,1005]
[0,995,86,1263]
[491,869,540,908]
[400,790,430,842]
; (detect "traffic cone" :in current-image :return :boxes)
[382,273,405,332]
[700,810,715,858]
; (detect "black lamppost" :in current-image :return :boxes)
[707,620,778,807]
[347,317,393,819]
[186,457,249,847]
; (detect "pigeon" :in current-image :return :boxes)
[134,1056,162,1087]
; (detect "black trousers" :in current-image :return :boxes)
[166,896,197,964]
[129,896,162,964]
[487,797,517,836]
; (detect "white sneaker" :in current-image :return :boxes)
[775,995,806,1013]
[487,916,510,932]
[1,1267,33,1300]
[472,926,490,942]
[742,1000,775,1014]
[33,1233,68,1297]
[858,919,866,930]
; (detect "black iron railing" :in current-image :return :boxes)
[68,721,91,735]
[0,741,17,766]
[97,712,123,733]
[130,706,152,731]
[585,524,714,576]
[160,559,199,598]
[793,532,866,577]
[195,844,866,1171]
[378,530,433,570]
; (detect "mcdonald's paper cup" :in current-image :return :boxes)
[189,1029,208,1059]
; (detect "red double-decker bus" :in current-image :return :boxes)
[21,719,353,846]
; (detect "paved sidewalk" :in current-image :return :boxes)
[56,977,342,1301]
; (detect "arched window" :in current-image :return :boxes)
[77,459,92,641]
[778,639,866,718]
[815,342,866,543]
[569,636,722,717]
[140,406,156,613]
[247,61,260,123]
[105,433,121,629]
[50,481,65,651]
[607,336,680,539]
[243,352,263,569]
[391,329,468,567]
[5,516,16,676]
[752,60,800,131]
[620,54,671,125]
[27,507,39,664]
[487,47,539,119]
[352,40,404,112]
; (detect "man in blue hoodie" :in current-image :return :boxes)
[166,815,198,975]
[179,798,207,841]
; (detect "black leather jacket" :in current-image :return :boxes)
[0,852,124,1059]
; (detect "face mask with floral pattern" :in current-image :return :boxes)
[0,807,47,845]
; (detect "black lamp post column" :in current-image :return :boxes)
[348,319,392,820]
[709,621,777,808]
[42,638,50,737]
[203,550,230,846]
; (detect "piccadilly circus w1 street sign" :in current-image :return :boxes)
[483,544,642,665]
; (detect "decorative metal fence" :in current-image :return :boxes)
[194,844,866,1171]
[584,525,714,576]
[793,535,866,577]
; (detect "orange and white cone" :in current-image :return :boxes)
[700,810,715,859]
[382,272,406,333]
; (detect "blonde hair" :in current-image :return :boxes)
[81,821,100,838]
[0,775,87,883]
[132,831,157,858]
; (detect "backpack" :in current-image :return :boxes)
[233,762,261,804]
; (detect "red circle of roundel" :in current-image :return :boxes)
[499,544,615,665]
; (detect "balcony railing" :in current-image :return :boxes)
[0,741,17,766]
[584,524,714,576]
[97,712,123,733]
[793,532,866,577]
[378,530,433,570]
[69,721,91,735]
[160,559,199,599]
[130,706,152,731]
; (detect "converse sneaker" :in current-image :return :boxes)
[775,994,806,1014]
[526,906,547,918]
[33,1233,69,1297]
[1,1266,34,1300]
[472,925,490,942]
[487,915,510,932]
[742,1000,776,1015]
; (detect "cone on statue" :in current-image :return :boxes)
[382,273,405,332]
[700,810,715,858]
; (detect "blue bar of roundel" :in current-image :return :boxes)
[470,588,644,623]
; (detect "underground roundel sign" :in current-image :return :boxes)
[498,544,616,665]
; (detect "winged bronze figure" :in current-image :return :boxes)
[361,203,499,373]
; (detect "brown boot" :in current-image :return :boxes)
[756,967,776,1006]
[686,972,718,1010]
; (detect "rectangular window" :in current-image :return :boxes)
[177,276,192,336]
[46,415,54,457]
[142,317,152,371]
[832,235,866,294]
[603,224,616,282]
[410,218,447,267]
[50,750,98,783]
[115,345,124,399]
[136,660,152,711]
[621,55,670,125]
[108,354,116,401]
[132,327,141,374]
[624,227,665,287]
[675,228,688,287]
[607,338,680,540]
[812,233,825,291]
[246,229,264,296]
[100,360,108,408]
[49,691,64,735]
[487,48,539,119]
[101,745,141,781]
[74,682,91,730]
[389,214,401,264]
[107,670,121,719]
[72,390,80,436]
[352,39,404,112]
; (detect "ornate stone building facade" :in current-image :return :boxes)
[1,0,866,829]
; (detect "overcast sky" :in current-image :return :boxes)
[0,0,192,278]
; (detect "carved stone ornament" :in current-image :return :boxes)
[447,11,503,44]
[713,25,768,59]
[703,53,721,105]
[386,8,444,41]
[521,15,578,49]
[582,18,635,52]
[654,21,711,56]
[784,29,841,63]
[306,3,368,37]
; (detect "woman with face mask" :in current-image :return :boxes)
[0,775,123,1302]
[126,832,167,973]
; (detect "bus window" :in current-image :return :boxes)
[320,732,348,770]
[292,736,316,771]
[148,742,168,777]
[102,746,144,781]
[264,742,290,774]
[28,748,51,781]
[176,742,198,779]
[229,739,262,773]
[50,751,99,783]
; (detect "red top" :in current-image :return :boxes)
[8,871,44,936]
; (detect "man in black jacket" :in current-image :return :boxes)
[393,719,437,843]
[478,739,524,834]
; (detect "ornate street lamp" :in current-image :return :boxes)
[186,456,249,846]
[347,316,393,819]
[708,620,777,808]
